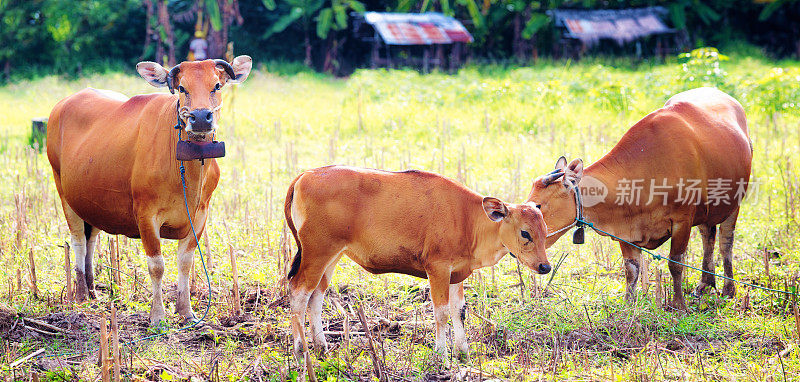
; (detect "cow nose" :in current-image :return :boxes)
[188,109,214,132]
[538,263,551,274]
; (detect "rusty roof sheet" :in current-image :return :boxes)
[364,12,473,45]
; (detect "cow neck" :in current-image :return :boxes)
[579,162,619,237]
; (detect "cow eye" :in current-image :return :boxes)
[521,230,532,241]
[178,86,187,94]
[535,204,542,209]
[211,83,221,93]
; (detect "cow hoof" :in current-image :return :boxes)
[183,317,204,327]
[721,282,736,298]
[313,340,329,357]
[666,298,687,312]
[694,282,716,297]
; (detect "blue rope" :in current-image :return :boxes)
[576,218,795,297]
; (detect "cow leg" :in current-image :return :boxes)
[620,242,642,303]
[719,207,740,298]
[666,223,691,311]
[175,234,199,323]
[84,225,100,299]
[694,224,717,296]
[60,200,91,303]
[138,217,166,325]
[308,258,341,354]
[449,282,468,361]
[427,269,452,360]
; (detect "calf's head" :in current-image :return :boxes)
[482,197,550,274]
[527,156,584,247]
[136,56,252,140]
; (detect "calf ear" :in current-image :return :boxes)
[564,158,584,186]
[482,197,509,222]
[136,62,169,88]
[554,156,567,171]
[226,55,252,84]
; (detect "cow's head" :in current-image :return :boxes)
[527,156,584,247]
[482,197,550,274]
[136,56,252,140]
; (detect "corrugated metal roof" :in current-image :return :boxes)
[364,12,473,45]
[550,7,674,46]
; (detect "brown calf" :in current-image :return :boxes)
[527,87,752,310]
[284,165,550,365]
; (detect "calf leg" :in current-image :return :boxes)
[288,242,336,366]
[719,207,740,298]
[620,242,642,302]
[694,224,717,296]
[427,270,452,359]
[666,223,691,311]
[308,258,341,354]
[449,282,468,360]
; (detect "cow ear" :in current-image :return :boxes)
[226,55,252,84]
[554,156,567,171]
[136,62,169,88]
[564,158,584,186]
[482,197,509,222]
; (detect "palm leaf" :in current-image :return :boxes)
[316,7,333,38]
[262,7,304,39]
[522,12,549,39]
[205,0,222,31]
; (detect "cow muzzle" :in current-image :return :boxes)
[187,108,215,135]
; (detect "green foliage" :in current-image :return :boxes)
[677,46,729,88]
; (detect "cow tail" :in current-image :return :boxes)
[285,173,304,280]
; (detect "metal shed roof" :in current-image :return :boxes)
[549,7,674,46]
[363,12,473,46]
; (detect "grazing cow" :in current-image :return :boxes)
[284,165,550,364]
[527,87,752,310]
[47,57,252,324]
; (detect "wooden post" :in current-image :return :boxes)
[654,268,663,307]
[99,315,110,382]
[764,248,772,289]
[64,243,72,303]
[356,301,387,382]
[30,118,47,151]
[110,305,121,382]
[229,245,241,316]
[113,236,122,287]
[28,248,37,298]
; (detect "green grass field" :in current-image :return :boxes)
[1,50,799,381]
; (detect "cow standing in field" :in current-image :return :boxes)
[47,57,252,324]
[284,165,551,365]
[527,87,752,310]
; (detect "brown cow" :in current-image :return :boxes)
[47,57,252,324]
[527,87,752,310]
[284,165,550,366]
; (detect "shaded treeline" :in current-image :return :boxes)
[1,0,799,80]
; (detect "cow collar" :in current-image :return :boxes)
[545,181,587,244]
